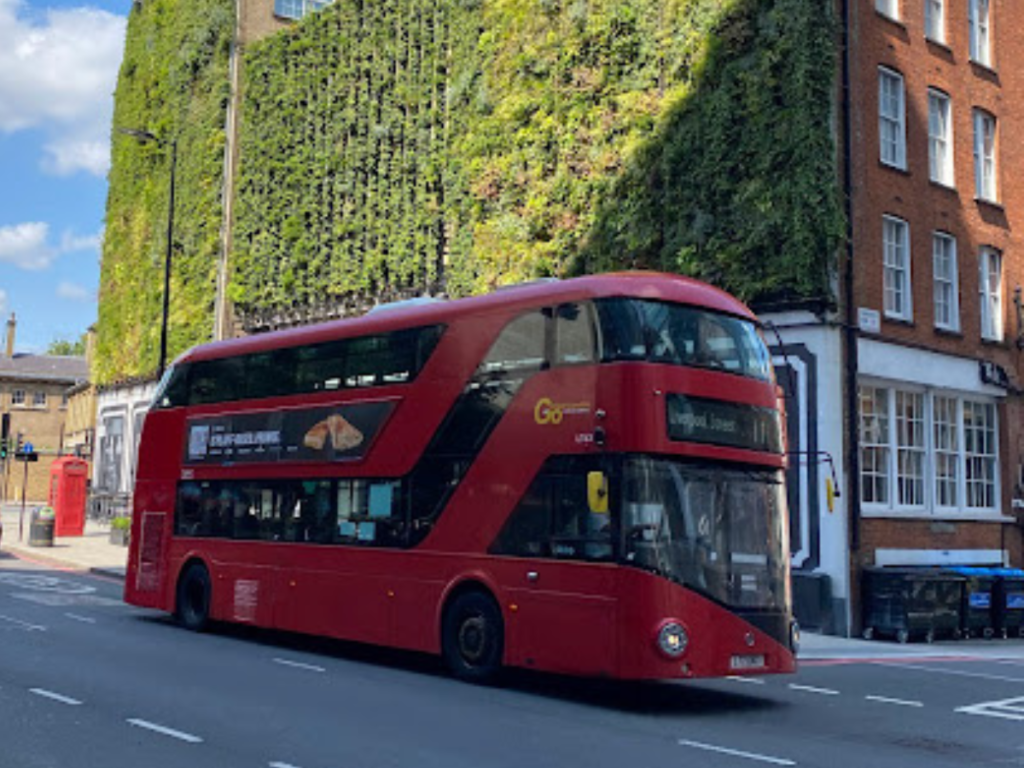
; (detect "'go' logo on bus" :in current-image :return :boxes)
[534,398,592,425]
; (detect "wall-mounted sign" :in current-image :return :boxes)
[184,401,394,465]
[979,360,1011,390]
[858,308,881,334]
[666,394,783,454]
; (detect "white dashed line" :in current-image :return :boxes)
[272,658,326,673]
[726,675,765,684]
[788,684,839,696]
[0,613,46,632]
[29,689,82,706]
[269,762,303,768]
[64,613,96,624]
[127,719,204,743]
[865,695,923,708]
[679,739,797,766]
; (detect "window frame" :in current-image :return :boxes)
[925,0,945,43]
[968,0,992,67]
[973,109,997,202]
[11,389,25,406]
[878,67,907,170]
[859,383,1000,517]
[979,246,1003,341]
[927,89,954,187]
[882,215,912,322]
[876,0,899,21]
[932,231,959,332]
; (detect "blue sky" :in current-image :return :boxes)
[0,0,127,354]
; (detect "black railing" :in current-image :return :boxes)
[87,491,132,523]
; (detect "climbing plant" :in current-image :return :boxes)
[95,0,233,384]
[233,0,842,317]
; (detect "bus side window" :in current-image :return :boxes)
[477,311,548,375]
[555,303,596,366]
[490,457,612,562]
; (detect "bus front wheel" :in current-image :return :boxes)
[176,562,212,632]
[442,590,504,684]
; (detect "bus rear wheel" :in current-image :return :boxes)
[176,562,212,632]
[442,591,504,684]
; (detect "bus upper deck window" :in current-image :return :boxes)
[555,303,596,366]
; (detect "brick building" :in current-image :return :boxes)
[0,315,89,502]
[768,0,1024,635]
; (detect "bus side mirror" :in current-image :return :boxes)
[825,477,836,513]
[587,471,609,514]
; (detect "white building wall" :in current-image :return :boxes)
[762,311,850,635]
[94,381,157,498]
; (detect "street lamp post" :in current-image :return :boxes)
[118,128,177,378]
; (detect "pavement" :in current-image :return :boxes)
[2,501,1023,662]
[0,501,128,580]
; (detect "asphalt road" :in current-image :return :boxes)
[1,552,1023,768]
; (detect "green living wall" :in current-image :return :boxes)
[96,0,233,384]
[234,0,842,319]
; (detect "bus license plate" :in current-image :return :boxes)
[730,654,765,671]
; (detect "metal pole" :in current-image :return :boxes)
[19,459,27,542]
[158,139,177,379]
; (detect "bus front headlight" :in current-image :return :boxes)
[655,620,689,658]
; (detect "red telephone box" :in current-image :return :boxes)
[49,457,89,537]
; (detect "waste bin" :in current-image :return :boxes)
[993,568,1024,639]
[862,567,964,643]
[948,567,998,639]
[28,506,55,547]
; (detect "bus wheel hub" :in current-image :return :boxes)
[459,616,488,662]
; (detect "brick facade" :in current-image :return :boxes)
[845,0,1024,628]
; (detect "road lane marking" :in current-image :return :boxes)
[726,676,765,684]
[874,661,1024,684]
[678,739,796,766]
[64,613,96,624]
[127,719,204,743]
[788,684,839,696]
[865,695,923,707]
[0,613,46,632]
[29,689,82,706]
[269,763,303,768]
[272,658,326,673]
[956,696,1024,722]
[0,574,95,594]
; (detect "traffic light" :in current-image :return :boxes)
[15,431,23,454]
[0,413,8,460]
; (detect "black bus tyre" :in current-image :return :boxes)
[176,562,212,632]
[442,591,504,684]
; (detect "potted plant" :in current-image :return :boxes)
[109,516,131,546]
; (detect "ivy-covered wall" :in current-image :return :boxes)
[95,0,233,384]
[234,0,843,318]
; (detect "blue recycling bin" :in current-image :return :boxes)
[992,568,1024,639]
[948,567,998,639]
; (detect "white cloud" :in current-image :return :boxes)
[42,139,111,177]
[0,0,126,177]
[57,281,90,301]
[59,228,103,254]
[0,222,55,270]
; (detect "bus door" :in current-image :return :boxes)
[493,460,619,676]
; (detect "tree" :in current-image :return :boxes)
[47,335,87,357]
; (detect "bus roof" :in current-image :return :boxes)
[182,271,756,365]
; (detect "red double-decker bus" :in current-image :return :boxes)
[125,272,796,682]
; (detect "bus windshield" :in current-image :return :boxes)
[620,457,789,611]
[596,298,773,381]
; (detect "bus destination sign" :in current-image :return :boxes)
[184,401,395,465]
[666,394,783,454]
